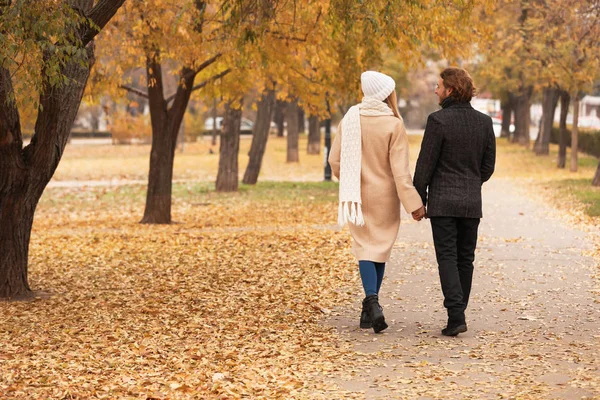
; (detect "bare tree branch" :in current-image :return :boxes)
[165,69,231,104]
[193,53,223,75]
[119,84,149,99]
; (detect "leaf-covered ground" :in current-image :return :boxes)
[1,135,599,399]
[2,181,367,399]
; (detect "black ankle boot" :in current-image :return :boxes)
[442,315,467,337]
[442,323,467,336]
[364,295,388,333]
[360,298,372,329]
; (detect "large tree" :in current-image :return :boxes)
[475,0,600,170]
[0,0,126,300]
[102,0,231,223]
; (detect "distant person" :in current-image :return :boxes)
[329,71,425,333]
[413,67,496,337]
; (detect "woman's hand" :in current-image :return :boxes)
[412,206,427,221]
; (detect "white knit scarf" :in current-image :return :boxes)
[338,97,394,227]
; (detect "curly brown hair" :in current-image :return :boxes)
[440,67,477,103]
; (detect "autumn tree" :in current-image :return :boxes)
[534,0,600,172]
[473,1,541,147]
[0,0,125,299]
[475,0,600,175]
[95,0,238,222]
[519,0,599,165]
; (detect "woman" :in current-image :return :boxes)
[328,71,425,333]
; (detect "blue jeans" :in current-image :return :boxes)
[359,260,386,297]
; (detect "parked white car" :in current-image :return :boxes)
[204,117,254,134]
[577,116,600,130]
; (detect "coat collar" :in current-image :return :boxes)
[440,96,472,109]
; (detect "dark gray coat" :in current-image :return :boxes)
[413,98,496,218]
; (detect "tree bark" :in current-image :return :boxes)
[534,86,559,155]
[298,107,305,135]
[286,99,299,162]
[307,115,320,154]
[593,161,600,186]
[216,100,242,192]
[570,94,580,172]
[211,98,218,146]
[243,90,275,185]
[557,90,570,168]
[0,0,125,299]
[140,56,195,224]
[0,66,35,298]
[513,86,533,147]
[274,99,286,137]
[0,190,37,299]
[501,95,513,139]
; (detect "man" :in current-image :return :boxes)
[413,67,496,337]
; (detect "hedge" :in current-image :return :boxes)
[551,127,600,158]
[23,130,112,139]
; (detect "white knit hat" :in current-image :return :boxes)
[361,71,395,101]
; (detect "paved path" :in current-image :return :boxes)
[326,178,600,399]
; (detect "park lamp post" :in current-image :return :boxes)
[324,96,332,181]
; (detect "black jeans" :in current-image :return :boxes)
[430,217,480,324]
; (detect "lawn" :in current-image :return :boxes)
[493,139,600,220]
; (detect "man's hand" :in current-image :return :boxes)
[412,206,426,221]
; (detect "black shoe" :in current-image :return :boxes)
[442,324,467,337]
[360,300,372,329]
[364,295,388,333]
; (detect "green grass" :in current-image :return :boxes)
[547,179,600,217]
[494,139,600,219]
[238,181,338,202]
[577,157,599,168]
[39,181,339,210]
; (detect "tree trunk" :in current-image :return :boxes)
[0,189,37,299]
[274,99,286,137]
[557,90,570,168]
[534,86,559,155]
[592,161,600,186]
[307,115,320,154]
[513,86,533,147]
[0,66,31,298]
[1,51,90,300]
[140,57,195,224]
[243,90,275,185]
[0,0,125,299]
[216,100,242,192]
[211,98,218,146]
[298,107,305,135]
[286,99,299,162]
[177,118,185,152]
[142,112,174,223]
[570,94,580,172]
[501,95,513,139]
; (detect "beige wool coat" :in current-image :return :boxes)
[328,115,423,262]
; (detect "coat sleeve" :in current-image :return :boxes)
[389,118,424,214]
[328,122,342,180]
[481,118,496,183]
[413,114,443,207]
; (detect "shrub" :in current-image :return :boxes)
[551,127,600,158]
[109,110,152,144]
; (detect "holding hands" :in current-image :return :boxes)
[412,206,427,221]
